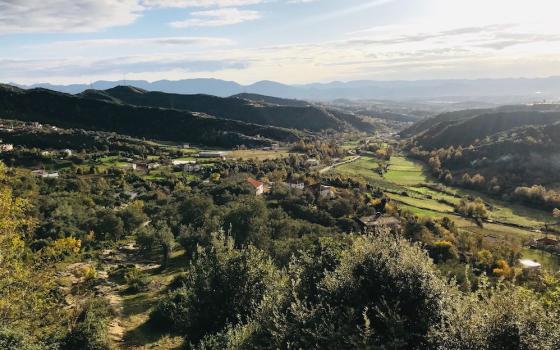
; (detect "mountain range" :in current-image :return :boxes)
[12,77,560,101]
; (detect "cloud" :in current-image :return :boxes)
[0,55,250,79]
[170,7,260,28]
[142,0,263,7]
[39,37,234,49]
[0,0,143,33]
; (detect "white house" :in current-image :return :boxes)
[31,170,59,178]
[0,144,14,152]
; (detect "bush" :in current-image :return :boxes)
[60,298,112,350]
[151,233,282,343]
[0,327,40,350]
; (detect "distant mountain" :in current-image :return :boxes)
[78,86,371,132]
[0,85,300,148]
[13,77,560,101]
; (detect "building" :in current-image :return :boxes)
[247,177,265,196]
[319,185,336,199]
[358,215,401,232]
[306,158,319,166]
[0,144,14,152]
[124,163,137,171]
[182,144,190,149]
[285,182,305,190]
[198,151,226,159]
[62,149,72,157]
[31,170,59,179]
[519,259,542,277]
[184,163,201,172]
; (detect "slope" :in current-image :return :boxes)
[0,85,300,148]
[79,86,350,132]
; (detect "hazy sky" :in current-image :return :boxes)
[2,0,560,84]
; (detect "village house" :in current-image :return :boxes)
[284,182,305,190]
[62,149,72,157]
[306,158,320,166]
[182,144,190,149]
[319,185,336,199]
[123,163,137,171]
[358,214,402,233]
[519,259,542,277]
[31,170,59,179]
[0,144,14,152]
[198,151,226,159]
[184,163,201,172]
[247,177,265,196]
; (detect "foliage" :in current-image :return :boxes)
[151,232,283,344]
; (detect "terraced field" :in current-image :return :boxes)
[334,154,560,268]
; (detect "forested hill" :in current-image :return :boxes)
[0,85,300,147]
[410,110,560,149]
[231,92,311,107]
[79,86,374,132]
[403,104,560,208]
[401,104,560,139]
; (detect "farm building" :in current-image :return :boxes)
[358,215,401,232]
[247,178,265,196]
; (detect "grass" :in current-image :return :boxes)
[385,156,430,186]
[119,249,188,349]
[229,149,289,160]
[390,193,455,213]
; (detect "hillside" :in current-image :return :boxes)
[402,104,560,139]
[0,85,300,147]
[231,93,311,107]
[412,110,560,149]
[79,86,373,132]
[404,105,560,207]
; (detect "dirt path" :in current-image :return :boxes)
[96,243,156,348]
[319,155,361,174]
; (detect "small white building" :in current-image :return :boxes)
[62,149,72,157]
[182,144,190,149]
[306,158,319,166]
[0,144,14,152]
[286,182,305,190]
[31,170,59,179]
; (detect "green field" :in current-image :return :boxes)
[385,156,429,185]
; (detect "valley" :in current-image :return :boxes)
[3,85,560,349]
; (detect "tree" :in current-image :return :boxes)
[151,232,282,343]
[0,162,63,344]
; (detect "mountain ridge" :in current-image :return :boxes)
[11,76,560,101]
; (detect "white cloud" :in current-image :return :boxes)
[0,0,143,33]
[41,36,234,48]
[142,0,263,7]
[170,7,260,28]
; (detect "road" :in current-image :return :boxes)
[319,155,361,174]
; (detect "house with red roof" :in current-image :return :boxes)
[247,177,265,196]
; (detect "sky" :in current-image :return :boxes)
[2,0,560,85]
